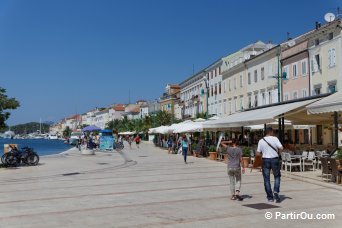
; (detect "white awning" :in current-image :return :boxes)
[307,91,342,114]
[203,99,319,129]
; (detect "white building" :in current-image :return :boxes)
[245,46,279,109]
[139,105,149,119]
[92,109,110,129]
[205,59,223,117]
[179,71,206,118]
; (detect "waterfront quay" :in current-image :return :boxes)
[0,143,341,228]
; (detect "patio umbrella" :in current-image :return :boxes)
[82,125,101,132]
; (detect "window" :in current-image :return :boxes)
[314,87,321,95]
[240,97,244,111]
[284,93,289,101]
[228,101,232,114]
[254,94,258,107]
[328,48,336,67]
[269,91,272,104]
[240,75,243,87]
[328,84,336,93]
[229,80,231,91]
[234,78,237,90]
[315,38,319,46]
[246,96,250,108]
[262,92,266,105]
[219,67,221,75]
[261,67,265,80]
[329,32,333,40]
[234,99,238,112]
[219,83,221,94]
[302,89,307,98]
[311,54,320,72]
[223,82,226,93]
[214,85,217,95]
[254,70,258,83]
[302,61,307,76]
[248,73,251,84]
[292,64,297,78]
[211,86,213,97]
[283,66,289,79]
[293,91,298,99]
[223,101,227,114]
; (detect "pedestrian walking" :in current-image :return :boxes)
[257,127,283,203]
[128,136,133,149]
[167,137,173,154]
[77,136,82,152]
[134,135,141,149]
[221,139,245,201]
[181,135,189,164]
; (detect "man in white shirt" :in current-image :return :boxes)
[257,127,283,203]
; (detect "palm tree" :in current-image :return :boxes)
[155,110,173,126]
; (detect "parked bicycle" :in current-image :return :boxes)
[2,146,40,167]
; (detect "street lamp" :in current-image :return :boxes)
[269,45,287,142]
[203,75,210,147]
[203,75,209,120]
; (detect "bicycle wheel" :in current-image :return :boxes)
[1,154,7,164]
[5,154,19,167]
[27,154,39,166]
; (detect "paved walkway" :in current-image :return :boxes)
[0,142,341,228]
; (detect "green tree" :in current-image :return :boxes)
[0,87,20,130]
[196,112,207,119]
[63,126,72,137]
[155,110,173,126]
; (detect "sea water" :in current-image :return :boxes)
[0,138,73,156]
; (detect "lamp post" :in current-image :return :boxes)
[203,76,210,120]
[269,45,287,142]
[203,75,210,147]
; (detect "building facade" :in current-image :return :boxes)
[308,20,342,95]
[159,84,180,117]
[179,71,206,119]
[282,40,311,101]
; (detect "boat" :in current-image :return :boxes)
[3,130,15,139]
[69,131,83,145]
[48,134,58,140]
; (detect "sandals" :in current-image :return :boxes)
[235,191,243,201]
[235,195,243,201]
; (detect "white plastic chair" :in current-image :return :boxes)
[303,151,315,171]
[285,153,301,172]
[281,152,287,171]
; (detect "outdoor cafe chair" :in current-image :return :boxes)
[315,151,322,169]
[302,151,308,159]
[285,153,301,172]
[320,157,332,182]
[328,158,342,184]
[303,151,316,171]
[281,152,287,171]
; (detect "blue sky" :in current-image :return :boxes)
[0,0,340,125]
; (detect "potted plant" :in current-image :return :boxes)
[242,147,251,168]
[208,145,217,160]
[336,148,342,166]
[191,143,198,157]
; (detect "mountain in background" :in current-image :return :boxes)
[9,122,51,135]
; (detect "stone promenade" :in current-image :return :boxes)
[0,142,341,228]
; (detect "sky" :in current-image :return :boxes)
[0,0,341,125]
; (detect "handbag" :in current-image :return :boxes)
[263,138,281,160]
